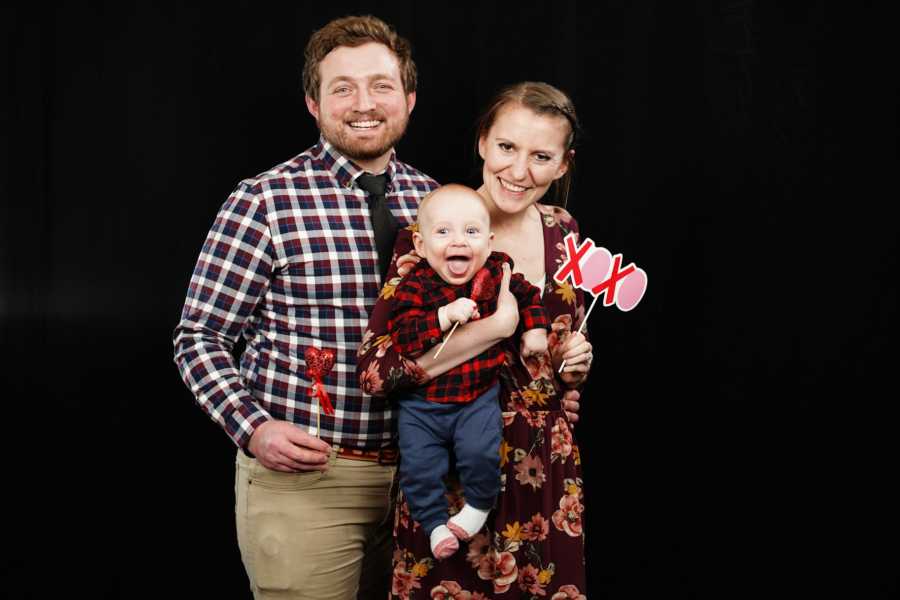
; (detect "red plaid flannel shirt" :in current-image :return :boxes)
[388,251,549,403]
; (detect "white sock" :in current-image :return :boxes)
[447,503,490,538]
[429,525,459,559]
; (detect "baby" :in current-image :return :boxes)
[388,184,549,558]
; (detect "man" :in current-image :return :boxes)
[173,16,437,599]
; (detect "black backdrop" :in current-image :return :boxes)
[3,1,897,598]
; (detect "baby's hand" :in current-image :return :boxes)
[520,328,548,359]
[440,298,480,330]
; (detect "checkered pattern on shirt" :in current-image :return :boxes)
[173,138,438,449]
[388,251,549,404]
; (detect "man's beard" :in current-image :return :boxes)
[320,110,409,164]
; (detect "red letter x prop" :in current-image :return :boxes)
[592,254,636,306]
[554,233,594,287]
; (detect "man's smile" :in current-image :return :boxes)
[348,119,383,130]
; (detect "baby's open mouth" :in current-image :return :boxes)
[446,255,471,275]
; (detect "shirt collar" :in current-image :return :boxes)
[414,261,446,293]
[317,136,398,192]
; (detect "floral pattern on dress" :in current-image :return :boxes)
[392,548,433,600]
[381,275,403,300]
[514,453,547,491]
[551,479,584,538]
[430,580,487,600]
[551,585,586,600]
[553,280,577,306]
[550,417,574,464]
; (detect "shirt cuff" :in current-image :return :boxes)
[421,308,445,351]
[228,402,273,450]
[520,305,551,332]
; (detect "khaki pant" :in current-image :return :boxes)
[235,448,396,600]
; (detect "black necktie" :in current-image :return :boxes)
[356,173,398,281]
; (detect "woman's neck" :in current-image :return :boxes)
[476,185,546,286]
[491,206,538,245]
[477,184,538,241]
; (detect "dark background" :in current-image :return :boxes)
[3,1,897,598]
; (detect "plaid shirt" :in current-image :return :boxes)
[173,138,438,450]
[388,251,549,404]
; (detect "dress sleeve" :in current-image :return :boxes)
[356,228,430,398]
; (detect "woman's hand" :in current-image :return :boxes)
[551,331,592,387]
[520,328,548,360]
[562,389,581,426]
[396,251,421,278]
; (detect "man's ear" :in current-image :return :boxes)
[412,230,424,255]
[406,91,416,115]
[305,95,320,120]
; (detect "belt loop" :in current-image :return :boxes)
[378,447,398,465]
[329,445,339,467]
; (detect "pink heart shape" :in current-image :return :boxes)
[579,247,612,292]
[615,267,647,312]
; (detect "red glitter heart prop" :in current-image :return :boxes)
[470,267,494,301]
[304,346,336,416]
[305,346,335,378]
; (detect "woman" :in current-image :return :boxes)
[357,82,593,599]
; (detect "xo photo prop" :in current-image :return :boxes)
[554,232,648,372]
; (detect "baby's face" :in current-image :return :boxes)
[413,188,492,286]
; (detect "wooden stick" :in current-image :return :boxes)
[310,383,320,436]
[558,295,599,373]
[316,395,321,434]
[433,321,460,359]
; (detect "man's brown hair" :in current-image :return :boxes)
[302,15,418,103]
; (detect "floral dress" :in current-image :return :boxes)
[357,204,589,600]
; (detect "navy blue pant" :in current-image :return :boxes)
[397,384,502,536]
